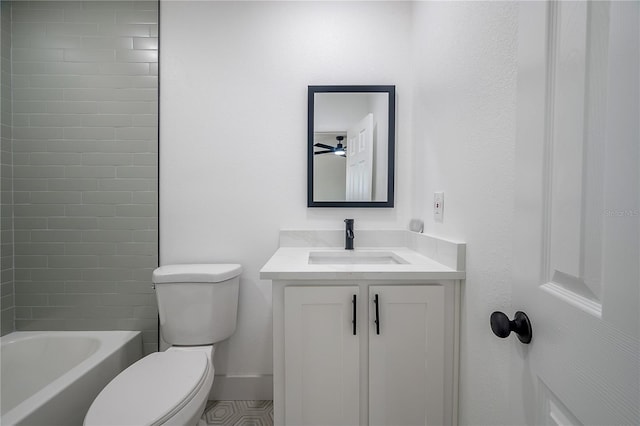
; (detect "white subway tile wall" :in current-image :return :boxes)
[1,1,14,336]
[8,1,158,354]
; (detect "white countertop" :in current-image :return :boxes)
[259,230,466,281]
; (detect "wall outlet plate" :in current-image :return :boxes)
[434,192,444,221]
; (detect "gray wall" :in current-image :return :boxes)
[9,1,158,354]
[1,1,14,336]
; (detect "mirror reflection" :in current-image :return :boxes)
[308,86,395,207]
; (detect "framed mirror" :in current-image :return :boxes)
[308,85,396,208]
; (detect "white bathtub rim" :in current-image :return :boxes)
[1,330,141,426]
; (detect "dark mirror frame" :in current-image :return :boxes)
[307,85,396,208]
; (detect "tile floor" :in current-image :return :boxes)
[201,400,273,425]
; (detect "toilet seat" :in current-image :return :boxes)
[84,351,209,426]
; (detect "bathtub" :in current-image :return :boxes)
[0,331,142,426]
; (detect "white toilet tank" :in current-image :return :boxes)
[152,264,242,346]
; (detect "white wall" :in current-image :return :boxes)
[162,1,526,423]
[314,93,370,132]
[410,2,522,424]
[160,0,413,383]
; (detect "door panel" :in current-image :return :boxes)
[369,286,445,426]
[346,113,374,201]
[513,2,639,425]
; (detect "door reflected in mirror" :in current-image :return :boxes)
[308,86,395,207]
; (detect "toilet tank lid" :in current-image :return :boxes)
[153,264,242,284]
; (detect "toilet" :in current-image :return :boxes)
[84,264,242,426]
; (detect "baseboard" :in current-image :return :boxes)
[209,375,274,400]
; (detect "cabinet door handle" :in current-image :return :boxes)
[352,294,357,336]
[374,294,380,335]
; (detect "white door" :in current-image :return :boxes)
[369,286,445,426]
[346,113,374,201]
[512,2,639,425]
[284,286,360,426]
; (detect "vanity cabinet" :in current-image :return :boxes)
[282,283,455,426]
[261,229,466,426]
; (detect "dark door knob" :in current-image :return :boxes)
[490,311,532,344]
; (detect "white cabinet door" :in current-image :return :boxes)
[284,286,360,426]
[369,285,446,426]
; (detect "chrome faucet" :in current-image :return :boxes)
[344,219,354,250]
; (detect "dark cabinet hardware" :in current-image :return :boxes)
[352,294,357,336]
[374,294,380,335]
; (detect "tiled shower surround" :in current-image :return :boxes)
[1,1,14,336]
[5,1,158,353]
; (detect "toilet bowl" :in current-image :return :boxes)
[84,264,242,426]
[84,345,214,426]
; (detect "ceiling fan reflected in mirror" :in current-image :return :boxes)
[314,135,347,157]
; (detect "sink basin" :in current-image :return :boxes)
[308,251,409,265]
